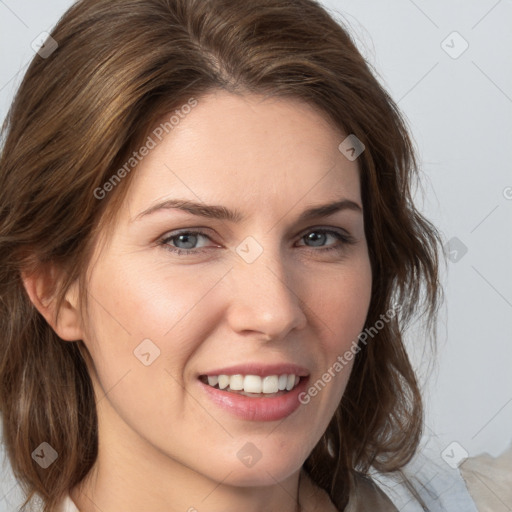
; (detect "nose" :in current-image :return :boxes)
[224,245,308,341]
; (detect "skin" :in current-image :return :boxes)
[24,90,372,512]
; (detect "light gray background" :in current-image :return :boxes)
[1,0,511,509]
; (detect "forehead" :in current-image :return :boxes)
[123,91,362,219]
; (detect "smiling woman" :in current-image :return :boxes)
[0,1,444,512]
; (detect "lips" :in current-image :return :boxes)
[196,362,310,421]
[198,375,309,421]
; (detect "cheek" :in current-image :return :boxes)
[295,268,370,440]
[310,256,372,400]
[78,262,205,438]
[86,254,230,343]
[315,259,372,344]
[80,254,236,416]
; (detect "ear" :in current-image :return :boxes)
[21,264,83,341]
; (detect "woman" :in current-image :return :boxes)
[0,0,444,510]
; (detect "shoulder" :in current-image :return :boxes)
[459,444,512,511]
[368,437,480,512]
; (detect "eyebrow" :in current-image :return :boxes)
[133,197,362,223]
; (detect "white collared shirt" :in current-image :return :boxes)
[57,494,80,512]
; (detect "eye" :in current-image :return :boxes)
[297,228,355,253]
[160,230,215,255]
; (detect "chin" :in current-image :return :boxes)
[215,459,303,487]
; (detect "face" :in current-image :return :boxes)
[79,90,372,487]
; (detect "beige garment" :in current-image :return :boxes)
[459,445,512,512]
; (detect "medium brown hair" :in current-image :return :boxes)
[0,0,441,510]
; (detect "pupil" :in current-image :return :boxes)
[177,234,196,249]
[307,232,325,246]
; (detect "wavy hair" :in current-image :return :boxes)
[0,0,441,510]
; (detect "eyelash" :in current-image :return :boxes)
[158,228,355,256]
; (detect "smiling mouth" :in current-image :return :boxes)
[199,374,303,397]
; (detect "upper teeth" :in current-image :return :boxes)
[207,374,299,393]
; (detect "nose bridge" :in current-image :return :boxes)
[226,237,307,339]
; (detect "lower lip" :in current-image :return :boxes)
[198,377,310,422]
